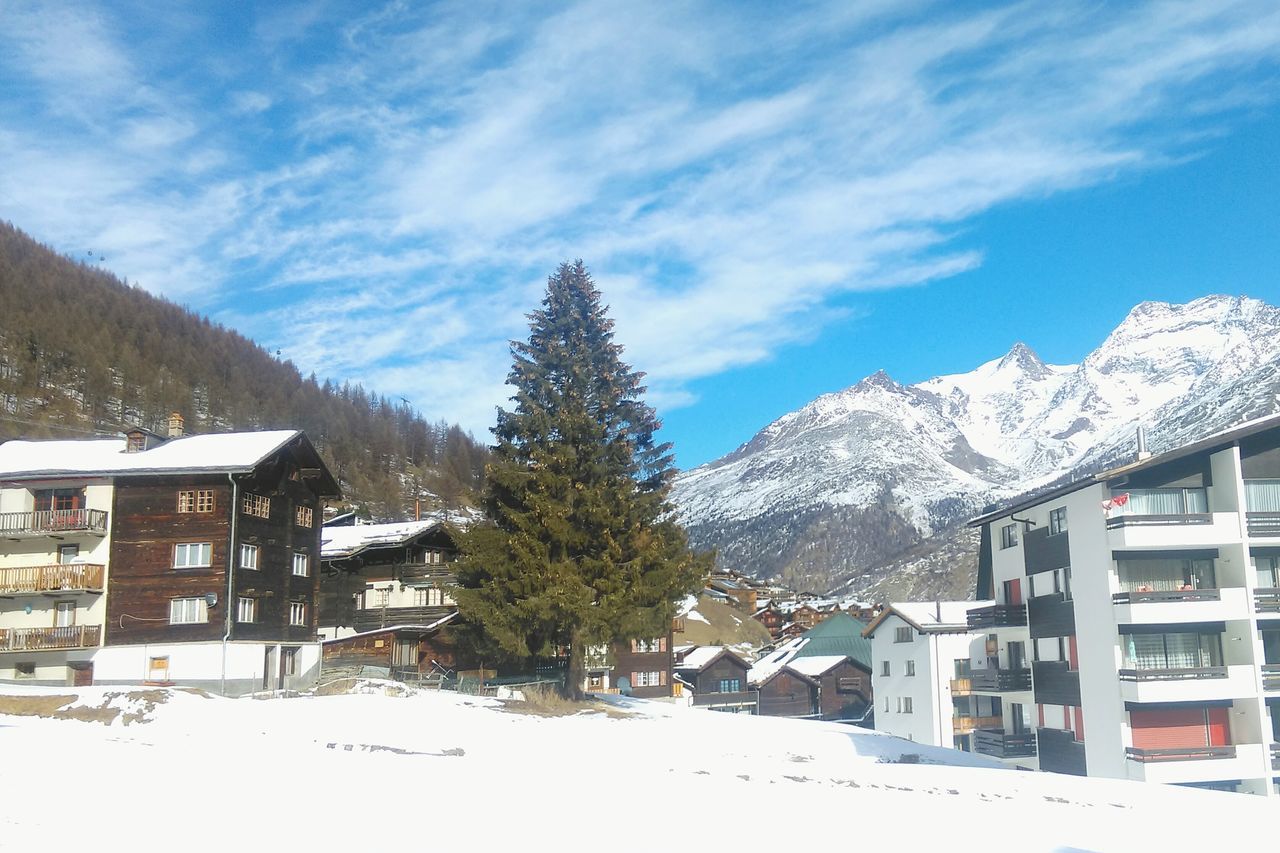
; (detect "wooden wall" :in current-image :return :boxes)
[816,658,872,720]
[757,670,818,717]
[612,629,674,698]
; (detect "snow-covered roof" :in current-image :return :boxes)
[321,611,457,643]
[785,655,851,678]
[320,513,472,559]
[675,645,745,672]
[0,430,304,480]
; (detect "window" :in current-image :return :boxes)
[881,660,891,676]
[717,678,741,693]
[241,493,270,518]
[1000,523,1019,549]
[237,597,256,623]
[170,597,209,624]
[173,542,212,568]
[905,660,916,677]
[15,662,35,679]
[55,601,75,628]
[1122,631,1222,670]
[885,695,891,712]
[34,487,84,512]
[837,676,863,694]
[58,544,79,564]
[632,637,667,653]
[902,696,913,714]
[126,433,146,452]
[239,544,259,571]
[894,626,913,643]
[289,602,307,626]
[292,552,309,577]
[178,490,215,513]
[1113,488,1208,516]
[1255,555,1280,589]
[1049,507,1068,535]
[1117,557,1215,593]
[634,671,667,687]
[282,647,299,677]
[295,506,313,528]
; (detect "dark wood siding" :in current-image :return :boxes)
[690,655,749,693]
[106,476,232,645]
[815,658,872,720]
[1028,594,1076,639]
[1032,660,1081,707]
[1025,527,1069,575]
[614,631,673,698]
[1036,726,1086,776]
[757,670,817,717]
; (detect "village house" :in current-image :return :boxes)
[751,612,875,722]
[0,415,339,694]
[675,645,757,713]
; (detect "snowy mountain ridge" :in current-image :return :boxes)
[672,295,1280,592]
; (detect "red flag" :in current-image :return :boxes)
[1102,493,1130,512]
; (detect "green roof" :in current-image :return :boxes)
[793,612,873,670]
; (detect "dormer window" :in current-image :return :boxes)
[126,431,146,453]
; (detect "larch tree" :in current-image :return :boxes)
[455,260,707,698]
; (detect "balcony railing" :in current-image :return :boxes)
[1256,588,1280,614]
[692,690,756,708]
[0,624,101,651]
[1125,745,1236,763]
[973,728,1037,758]
[1106,513,1212,529]
[971,667,1032,692]
[950,677,972,696]
[352,605,456,634]
[967,604,1028,629]
[1112,588,1221,604]
[0,509,109,536]
[0,564,105,595]
[1271,744,1279,771]
[1117,666,1227,681]
[1246,512,1280,537]
[953,715,1002,735]
[1262,664,1280,691]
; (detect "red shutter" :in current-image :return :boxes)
[1063,706,1071,730]
[1207,708,1229,746]
[1131,709,1211,749]
[1038,703,1045,727]
[1005,579,1023,606]
[1068,635,1079,670]
[1073,706,1085,742]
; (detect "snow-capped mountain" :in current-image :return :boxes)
[672,295,1280,594]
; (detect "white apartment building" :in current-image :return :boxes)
[970,414,1280,795]
[863,601,994,749]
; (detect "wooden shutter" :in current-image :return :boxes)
[1206,708,1229,746]
[1130,709,1210,749]
[1068,635,1079,670]
[1073,706,1085,742]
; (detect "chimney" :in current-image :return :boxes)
[167,411,185,438]
[1136,425,1150,460]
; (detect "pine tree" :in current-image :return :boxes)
[455,260,706,698]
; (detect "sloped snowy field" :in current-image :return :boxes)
[0,684,1272,852]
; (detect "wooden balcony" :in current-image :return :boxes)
[0,564,105,595]
[953,714,1001,735]
[692,690,756,709]
[351,605,456,633]
[0,624,101,651]
[0,509,108,537]
[973,728,1036,758]
[967,604,1027,629]
[1125,745,1236,763]
[971,667,1032,692]
[950,677,972,696]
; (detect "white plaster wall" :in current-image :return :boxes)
[93,641,322,694]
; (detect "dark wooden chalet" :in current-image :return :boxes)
[609,629,675,699]
[755,666,819,718]
[674,646,756,713]
[321,613,460,683]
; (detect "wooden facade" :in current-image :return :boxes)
[612,630,675,699]
[809,657,872,720]
[321,622,460,674]
[756,667,819,718]
[106,439,334,647]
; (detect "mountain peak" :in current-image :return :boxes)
[997,342,1047,376]
[853,369,900,392]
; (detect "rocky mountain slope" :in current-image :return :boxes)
[673,295,1280,596]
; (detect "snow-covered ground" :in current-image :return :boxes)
[0,684,1271,852]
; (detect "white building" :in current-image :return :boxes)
[863,602,993,748]
[970,414,1280,795]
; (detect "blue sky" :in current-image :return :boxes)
[3,1,1280,469]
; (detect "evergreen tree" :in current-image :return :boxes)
[454,260,707,698]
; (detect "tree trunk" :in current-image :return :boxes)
[564,628,586,701]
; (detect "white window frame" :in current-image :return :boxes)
[881,660,890,676]
[292,552,309,577]
[1000,523,1018,549]
[170,597,209,625]
[239,543,259,571]
[289,602,307,626]
[173,542,212,569]
[237,597,256,623]
[894,626,913,643]
[905,659,916,677]
[1049,507,1068,535]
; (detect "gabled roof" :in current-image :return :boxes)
[674,645,748,673]
[790,612,872,669]
[755,664,819,689]
[320,512,473,560]
[321,611,456,643]
[0,430,338,494]
[785,655,855,678]
[862,601,992,637]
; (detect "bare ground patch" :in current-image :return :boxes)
[0,688,186,725]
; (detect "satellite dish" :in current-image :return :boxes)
[204,592,219,608]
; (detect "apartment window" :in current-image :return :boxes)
[289,602,307,626]
[370,588,390,607]
[239,543,259,571]
[237,597,256,623]
[178,490,215,513]
[55,601,75,628]
[1000,523,1019,549]
[292,552,309,577]
[885,695,891,712]
[241,493,270,519]
[894,626,913,643]
[717,678,741,693]
[15,662,35,679]
[902,696,913,714]
[295,506,313,528]
[282,647,299,677]
[170,597,209,624]
[1049,507,1068,535]
[1113,487,1208,516]
[881,660,891,677]
[34,487,84,512]
[173,542,212,569]
[1117,557,1215,593]
[905,660,916,677]
[1255,555,1280,589]
[1123,631,1222,671]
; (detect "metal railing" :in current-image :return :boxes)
[1246,512,1280,537]
[1116,666,1227,681]
[0,564,105,594]
[971,667,1032,691]
[1106,513,1212,529]
[1255,588,1280,613]
[0,624,101,651]
[967,604,1028,629]
[1125,745,1236,763]
[0,509,108,535]
[973,728,1037,758]
[1262,664,1280,691]
[1112,588,1221,604]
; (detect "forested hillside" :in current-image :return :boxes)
[0,221,488,517]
